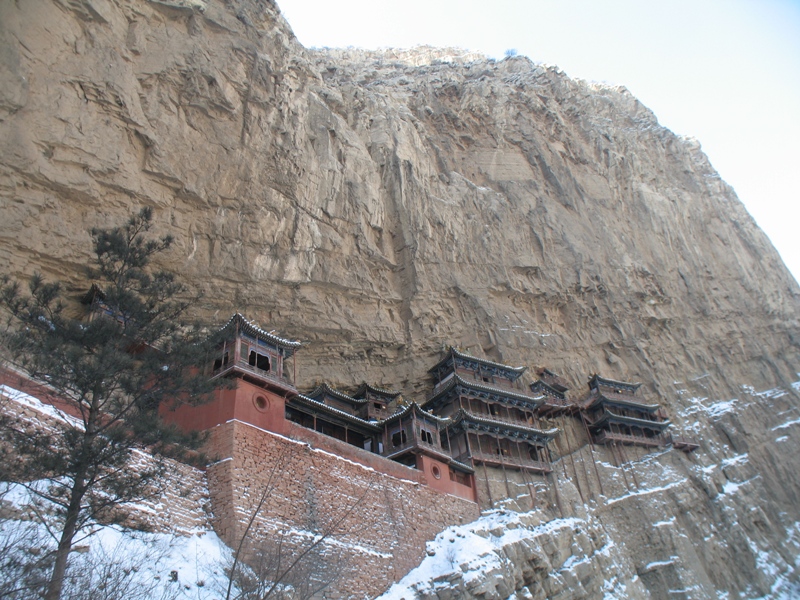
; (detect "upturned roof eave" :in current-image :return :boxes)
[446,408,559,440]
[427,347,527,379]
[425,374,544,409]
[220,313,302,350]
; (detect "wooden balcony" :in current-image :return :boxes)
[536,395,576,416]
[212,359,296,392]
[464,409,538,430]
[670,435,700,453]
[593,429,665,448]
[383,437,449,461]
[459,450,552,474]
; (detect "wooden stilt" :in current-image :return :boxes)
[619,442,640,489]
[553,416,569,478]
[549,471,565,519]
[561,416,585,504]
[581,413,605,497]
[482,461,494,508]
[515,441,537,509]
[496,436,512,500]
[614,442,631,492]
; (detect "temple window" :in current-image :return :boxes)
[391,430,408,447]
[213,350,229,372]
[249,350,271,372]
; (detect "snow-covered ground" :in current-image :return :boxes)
[0,483,232,600]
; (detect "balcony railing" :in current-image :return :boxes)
[539,373,569,391]
[383,437,447,459]
[212,360,296,390]
[429,371,529,400]
[467,449,552,473]
[463,409,538,430]
[585,407,666,427]
[669,435,700,452]
[593,429,665,447]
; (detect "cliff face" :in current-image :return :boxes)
[2,0,800,597]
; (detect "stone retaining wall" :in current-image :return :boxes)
[206,419,481,599]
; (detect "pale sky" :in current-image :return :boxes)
[278,0,800,283]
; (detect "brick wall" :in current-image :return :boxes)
[206,419,481,599]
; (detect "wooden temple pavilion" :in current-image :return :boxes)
[530,367,576,416]
[580,374,670,448]
[211,313,301,396]
[424,348,559,475]
[352,383,402,420]
[287,383,475,480]
[287,384,382,452]
[160,313,302,433]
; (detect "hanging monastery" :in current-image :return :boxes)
[163,313,699,509]
[0,307,703,597]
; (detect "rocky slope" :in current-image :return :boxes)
[2,0,800,597]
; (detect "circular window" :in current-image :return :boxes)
[254,395,269,412]
[431,464,442,480]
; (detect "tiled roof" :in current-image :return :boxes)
[352,382,402,399]
[220,313,302,350]
[428,347,527,379]
[426,373,544,408]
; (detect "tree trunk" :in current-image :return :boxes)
[45,404,96,600]
[44,479,84,600]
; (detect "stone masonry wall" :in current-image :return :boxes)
[206,419,481,599]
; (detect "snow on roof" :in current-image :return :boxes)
[427,373,543,408]
[428,347,527,378]
[353,382,402,399]
[219,313,302,350]
[305,383,366,405]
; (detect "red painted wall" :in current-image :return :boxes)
[418,454,478,502]
[160,379,288,435]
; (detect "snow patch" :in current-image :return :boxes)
[0,384,83,429]
[772,418,800,431]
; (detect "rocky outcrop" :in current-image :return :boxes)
[2,0,800,598]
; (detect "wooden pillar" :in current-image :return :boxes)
[496,435,512,499]
[553,419,569,478]
[515,440,537,509]
[619,441,640,489]
[560,415,585,504]
[581,412,605,497]
[613,442,631,492]
[549,470,565,519]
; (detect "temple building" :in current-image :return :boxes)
[424,348,559,475]
[287,383,477,494]
[286,384,382,453]
[160,313,302,434]
[580,374,670,448]
[530,367,576,417]
[159,314,698,511]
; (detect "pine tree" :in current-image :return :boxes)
[0,208,222,600]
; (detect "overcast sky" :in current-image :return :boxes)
[278,0,800,283]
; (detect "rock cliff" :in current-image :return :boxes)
[2,0,800,597]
